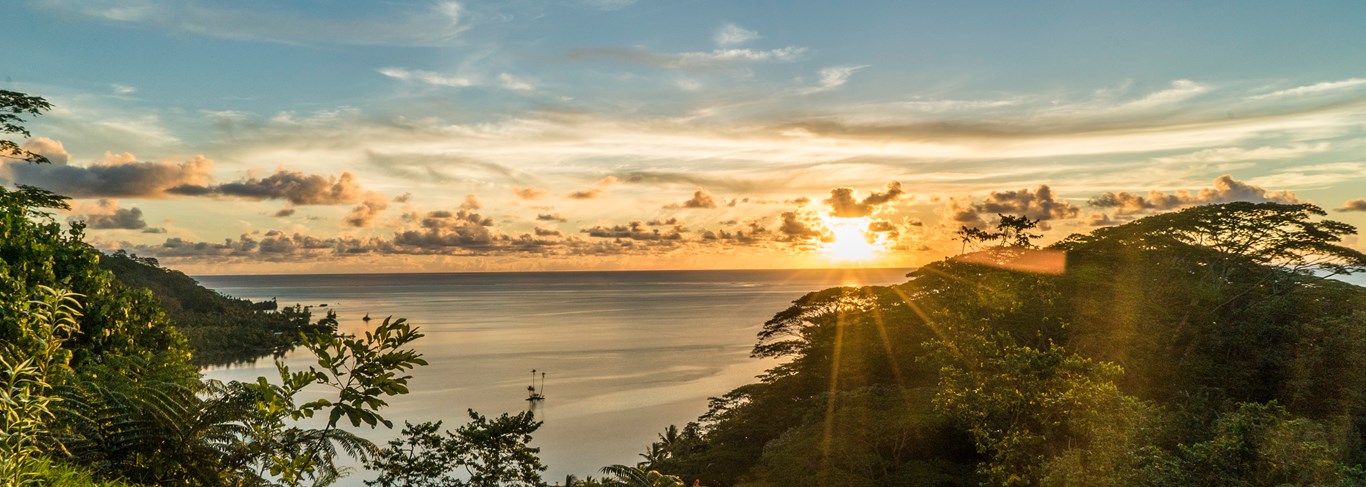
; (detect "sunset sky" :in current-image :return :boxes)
[5,0,1366,274]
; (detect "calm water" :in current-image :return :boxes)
[198,268,912,484]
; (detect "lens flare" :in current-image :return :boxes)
[820,217,881,262]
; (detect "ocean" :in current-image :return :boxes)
[197,267,913,484]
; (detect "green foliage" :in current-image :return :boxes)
[1,286,82,485]
[98,250,327,365]
[231,316,428,486]
[364,410,546,487]
[598,464,683,487]
[642,202,1366,486]
[0,89,53,164]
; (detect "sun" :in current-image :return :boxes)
[820,217,882,263]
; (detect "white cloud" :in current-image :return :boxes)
[1116,79,1208,110]
[1153,143,1332,165]
[1251,78,1366,100]
[498,73,535,91]
[111,84,137,95]
[714,23,759,47]
[379,68,474,88]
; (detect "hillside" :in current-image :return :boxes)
[98,250,330,366]
[632,202,1366,486]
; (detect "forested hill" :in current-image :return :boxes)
[631,202,1366,486]
[98,250,329,366]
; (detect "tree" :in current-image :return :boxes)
[1,89,53,164]
[598,464,683,487]
[230,316,428,486]
[364,410,546,487]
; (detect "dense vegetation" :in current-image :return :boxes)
[624,203,1366,486]
[98,250,328,365]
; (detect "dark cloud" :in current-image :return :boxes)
[614,171,777,193]
[778,212,824,239]
[868,220,897,233]
[976,185,1078,221]
[1090,175,1298,214]
[665,189,717,209]
[142,227,167,234]
[275,208,296,217]
[646,217,680,226]
[1084,212,1121,227]
[566,188,603,199]
[394,209,497,249]
[394,192,413,203]
[169,169,364,205]
[1337,198,1366,212]
[70,200,148,230]
[581,221,682,240]
[824,181,904,217]
[6,153,215,198]
[344,194,389,228]
[534,227,562,237]
[513,187,546,200]
[367,152,534,184]
[537,213,569,222]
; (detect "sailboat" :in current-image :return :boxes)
[527,369,546,401]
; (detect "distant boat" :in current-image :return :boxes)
[527,369,546,401]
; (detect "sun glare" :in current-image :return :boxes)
[820,217,881,263]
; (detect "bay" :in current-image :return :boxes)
[198,267,912,484]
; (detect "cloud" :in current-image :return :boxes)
[5,151,214,198]
[379,67,474,88]
[1090,175,1298,214]
[778,212,824,239]
[460,194,481,210]
[567,46,806,69]
[947,185,1079,227]
[69,200,148,230]
[665,189,717,209]
[1335,199,1366,212]
[566,188,603,199]
[537,213,568,222]
[394,209,496,249]
[1153,143,1330,165]
[824,181,904,218]
[19,137,70,165]
[169,169,364,205]
[39,0,470,47]
[714,23,759,46]
[367,152,535,185]
[581,221,682,241]
[344,193,390,228]
[803,65,868,94]
[1114,79,1209,110]
[498,73,535,91]
[1251,78,1366,100]
[111,84,137,95]
[977,185,1079,220]
[513,187,546,200]
[275,208,296,217]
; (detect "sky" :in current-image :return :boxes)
[4,0,1366,274]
